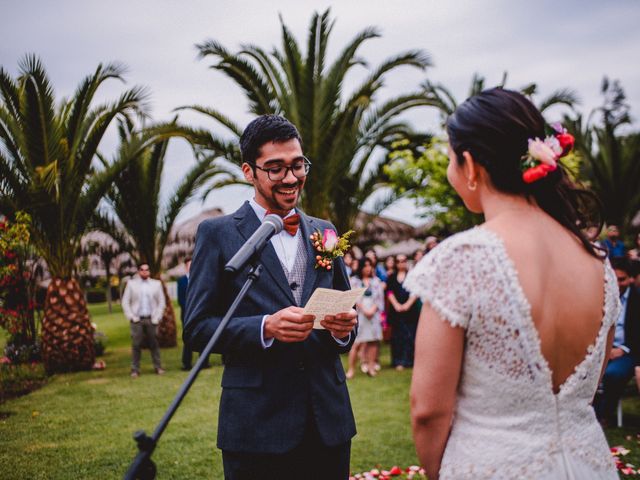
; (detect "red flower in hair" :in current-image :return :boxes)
[556,132,574,156]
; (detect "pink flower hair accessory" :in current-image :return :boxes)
[521,123,575,184]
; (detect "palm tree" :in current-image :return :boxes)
[181,9,433,233]
[422,72,579,125]
[0,55,148,373]
[565,78,640,230]
[81,230,122,314]
[98,119,223,346]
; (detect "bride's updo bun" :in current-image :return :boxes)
[446,88,604,259]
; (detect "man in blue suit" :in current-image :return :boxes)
[596,256,640,423]
[184,115,358,479]
[177,257,210,370]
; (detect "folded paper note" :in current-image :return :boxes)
[303,287,366,329]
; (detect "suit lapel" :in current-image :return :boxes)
[299,211,320,306]
[234,202,295,304]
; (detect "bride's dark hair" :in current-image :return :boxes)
[446,87,604,259]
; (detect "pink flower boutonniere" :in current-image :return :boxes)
[310,228,354,270]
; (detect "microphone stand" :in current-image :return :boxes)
[123,261,264,480]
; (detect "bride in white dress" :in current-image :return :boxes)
[405,88,621,480]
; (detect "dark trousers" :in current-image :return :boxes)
[180,311,210,369]
[595,353,635,420]
[130,317,161,372]
[222,415,351,480]
[391,320,417,367]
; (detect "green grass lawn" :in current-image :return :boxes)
[0,302,639,479]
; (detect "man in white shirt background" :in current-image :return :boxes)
[122,262,166,378]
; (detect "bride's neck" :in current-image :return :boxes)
[480,190,539,222]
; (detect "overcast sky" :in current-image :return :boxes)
[2,0,639,226]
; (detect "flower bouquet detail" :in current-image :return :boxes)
[310,228,354,270]
[350,465,427,480]
[521,122,575,184]
[612,443,639,476]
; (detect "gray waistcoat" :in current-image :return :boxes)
[277,237,307,306]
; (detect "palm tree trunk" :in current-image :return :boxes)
[105,263,113,314]
[156,280,177,347]
[41,278,95,374]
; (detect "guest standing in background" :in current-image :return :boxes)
[387,254,420,370]
[178,257,210,370]
[603,225,626,258]
[424,236,439,254]
[365,249,388,283]
[628,232,640,261]
[347,257,385,378]
[384,256,396,280]
[122,262,166,377]
[412,248,424,265]
[595,257,640,424]
[343,251,355,277]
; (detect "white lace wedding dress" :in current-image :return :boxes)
[404,227,621,480]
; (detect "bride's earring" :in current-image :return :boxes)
[467,179,477,191]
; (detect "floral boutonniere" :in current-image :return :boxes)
[310,228,354,270]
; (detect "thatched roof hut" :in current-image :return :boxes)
[353,212,432,248]
[163,208,225,271]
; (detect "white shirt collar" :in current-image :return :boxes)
[621,287,630,303]
[248,198,297,221]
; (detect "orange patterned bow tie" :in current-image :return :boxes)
[266,212,300,236]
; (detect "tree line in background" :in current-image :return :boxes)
[1,8,638,374]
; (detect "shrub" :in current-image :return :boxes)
[0,359,47,403]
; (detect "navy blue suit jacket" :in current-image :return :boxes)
[183,201,357,454]
[177,275,188,308]
[177,275,188,322]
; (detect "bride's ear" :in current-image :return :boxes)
[462,151,478,190]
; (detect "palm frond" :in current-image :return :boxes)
[520,82,537,97]
[538,88,580,112]
[468,73,485,97]
[238,45,288,106]
[0,67,21,119]
[0,150,28,205]
[64,62,128,158]
[278,13,304,99]
[88,211,136,254]
[322,26,379,108]
[421,80,457,116]
[0,105,27,173]
[157,157,218,251]
[199,177,251,201]
[67,85,149,202]
[175,105,242,137]
[18,54,61,171]
[198,39,275,114]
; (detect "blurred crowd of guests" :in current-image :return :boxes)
[588,225,640,425]
[344,236,440,379]
[342,225,640,399]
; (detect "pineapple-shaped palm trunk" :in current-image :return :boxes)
[156,280,177,347]
[42,278,95,373]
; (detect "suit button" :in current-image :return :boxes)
[297,361,305,371]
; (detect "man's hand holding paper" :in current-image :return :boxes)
[303,287,366,335]
[320,309,357,339]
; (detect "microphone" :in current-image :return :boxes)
[225,214,284,273]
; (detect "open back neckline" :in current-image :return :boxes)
[478,226,610,396]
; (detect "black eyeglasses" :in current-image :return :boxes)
[252,158,312,181]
